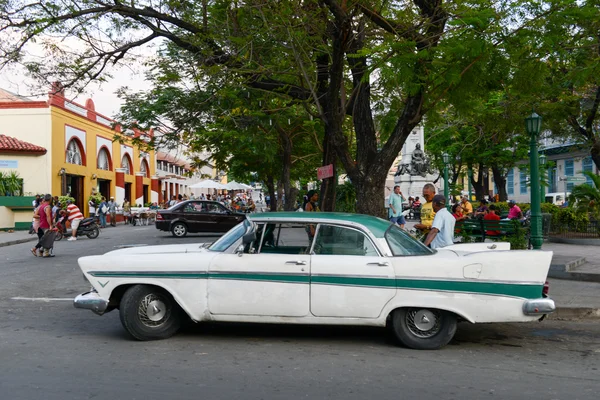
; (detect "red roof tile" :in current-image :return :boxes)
[0,134,47,154]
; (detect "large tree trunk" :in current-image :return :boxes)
[276,126,295,211]
[470,165,486,201]
[355,174,387,217]
[491,165,508,201]
[592,138,600,171]
[265,175,277,212]
[319,130,337,212]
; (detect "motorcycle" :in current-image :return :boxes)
[54,217,100,241]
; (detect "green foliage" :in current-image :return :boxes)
[0,171,23,196]
[568,171,600,219]
[88,192,102,206]
[335,181,356,213]
[58,195,75,208]
[506,219,529,250]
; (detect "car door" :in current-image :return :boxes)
[206,202,243,232]
[181,201,216,232]
[207,222,311,317]
[310,224,396,318]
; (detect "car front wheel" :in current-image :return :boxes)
[119,285,182,341]
[391,308,457,350]
[171,222,187,237]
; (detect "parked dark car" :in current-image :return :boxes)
[155,200,246,237]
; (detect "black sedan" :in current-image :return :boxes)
[155,200,246,237]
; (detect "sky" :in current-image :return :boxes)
[0,63,149,120]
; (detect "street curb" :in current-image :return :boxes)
[548,270,600,283]
[0,236,37,248]
[548,307,600,321]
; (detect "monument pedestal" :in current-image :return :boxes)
[395,174,437,199]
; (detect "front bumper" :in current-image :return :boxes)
[523,297,556,316]
[74,291,108,315]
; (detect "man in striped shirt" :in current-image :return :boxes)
[66,200,84,241]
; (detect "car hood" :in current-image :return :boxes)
[104,243,211,256]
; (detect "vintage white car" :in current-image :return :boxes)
[74,212,555,350]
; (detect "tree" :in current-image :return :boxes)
[1,0,557,216]
[568,171,600,219]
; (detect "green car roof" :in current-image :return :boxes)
[249,212,393,238]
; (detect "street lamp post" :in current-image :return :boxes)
[442,152,450,210]
[526,111,543,250]
[539,153,547,203]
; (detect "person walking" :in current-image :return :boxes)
[108,197,117,226]
[31,194,54,257]
[97,196,108,228]
[424,195,456,249]
[123,199,131,224]
[66,199,84,241]
[388,185,406,229]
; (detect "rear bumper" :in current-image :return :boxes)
[155,221,169,231]
[523,298,555,316]
[73,291,108,315]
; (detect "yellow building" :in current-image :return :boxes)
[0,85,157,226]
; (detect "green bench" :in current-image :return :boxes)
[455,218,528,242]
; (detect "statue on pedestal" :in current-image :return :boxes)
[394,144,433,177]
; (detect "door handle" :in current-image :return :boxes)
[367,262,389,267]
[286,260,307,265]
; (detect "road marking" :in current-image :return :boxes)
[11,297,73,302]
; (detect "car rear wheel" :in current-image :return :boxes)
[171,222,188,237]
[391,308,457,350]
[119,285,182,341]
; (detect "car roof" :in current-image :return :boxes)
[248,212,392,238]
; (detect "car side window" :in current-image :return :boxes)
[257,223,311,255]
[183,201,203,213]
[313,225,379,256]
[205,203,227,214]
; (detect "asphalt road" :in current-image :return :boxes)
[1,225,599,400]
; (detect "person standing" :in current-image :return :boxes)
[303,190,320,242]
[388,185,406,229]
[31,194,54,256]
[88,197,97,220]
[108,197,117,226]
[123,199,131,224]
[97,196,108,228]
[414,183,436,235]
[66,199,84,241]
[424,195,456,249]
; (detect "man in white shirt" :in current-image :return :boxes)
[424,195,455,249]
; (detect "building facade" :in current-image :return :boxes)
[0,85,157,217]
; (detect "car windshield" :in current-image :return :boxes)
[385,224,434,256]
[208,220,250,252]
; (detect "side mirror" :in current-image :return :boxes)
[242,232,256,244]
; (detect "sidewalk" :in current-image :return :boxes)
[1,226,599,320]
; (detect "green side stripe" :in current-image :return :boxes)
[395,279,542,299]
[210,273,309,283]
[90,271,208,279]
[88,271,542,299]
[311,276,396,288]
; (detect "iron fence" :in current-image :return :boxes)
[548,220,600,239]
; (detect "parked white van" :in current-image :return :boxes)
[544,192,570,206]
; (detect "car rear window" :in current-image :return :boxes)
[385,225,433,256]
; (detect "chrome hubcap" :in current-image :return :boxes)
[138,294,168,327]
[406,309,441,338]
[174,225,185,236]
